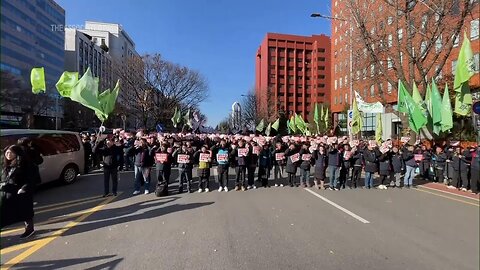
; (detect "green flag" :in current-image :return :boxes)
[313,103,320,125]
[171,107,181,128]
[287,119,291,134]
[375,113,382,144]
[184,109,193,128]
[289,115,297,133]
[96,89,110,122]
[69,68,103,117]
[399,80,427,133]
[430,79,443,135]
[351,97,362,135]
[324,107,329,130]
[256,119,265,132]
[425,83,432,116]
[272,118,280,131]
[412,81,426,114]
[454,32,474,116]
[441,83,453,133]
[397,80,409,113]
[56,71,78,97]
[295,113,306,134]
[30,67,46,94]
[265,122,272,136]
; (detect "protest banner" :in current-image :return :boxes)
[177,154,190,164]
[379,146,389,154]
[252,146,261,155]
[155,153,168,163]
[301,154,312,161]
[275,153,285,161]
[290,153,300,163]
[216,153,228,162]
[401,137,411,143]
[199,153,211,162]
[414,154,423,161]
[238,148,248,157]
[369,140,378,148]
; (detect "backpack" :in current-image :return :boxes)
[155,182,168,197]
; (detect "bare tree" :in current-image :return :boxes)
[241,90,260,130]
[343,0,477,135]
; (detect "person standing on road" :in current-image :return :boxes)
[81,135,92,173]
[0,145,35,238]
[194,145,212,193]
[258,143,272,188]
[350,146,363,189]
[470,146,479,194]
[298,143,313,188]
[129,138,152,195]
[389,147,404,188]
[154,143,173,195]
[17,137,43,186]
[174,143,195,193]
[285,143,300,187]
[432,146,447,185]
[402,145,417,189]
[123,136,135,171]
[340,144,353,189]
[378,148,391,190]
[232,140,249,191]
[327,142,342,190]
[273,141,286,187]
[363,143,379,189]
[212,139,230,192]
[419,145,432,182]
[459,147,472,192]
[313,145,328,190]
[93,138,122,197]
[247,142,259,189]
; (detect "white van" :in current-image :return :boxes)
[0,129,85,184]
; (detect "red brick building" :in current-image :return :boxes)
[255,33,331,121]
[330,0,480,115]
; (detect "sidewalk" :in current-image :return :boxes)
[418,182,480,200]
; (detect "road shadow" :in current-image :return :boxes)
[1,254,123,270]
[60,200,214,237]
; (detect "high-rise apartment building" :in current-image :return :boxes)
[0,0,65,128]
[255,33,331,120]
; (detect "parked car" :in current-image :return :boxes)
[0,129,85,184]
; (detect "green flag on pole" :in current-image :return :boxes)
[56,71,78,97]
[454,32,475,116]
[425,83,432,116]
[412,81,426,114]
[398,80,427,133]
[430,79,443,135]
[171,107,181,128]
[30,67,46,94]
[69,67,103,118]
[96,90,110,122]
[184,109,193,128]
[313,102,320,130]
[351,97,362,135]
[265,122,272,136]
[441,83,453,133]
[324,107,329,131]
[295,113,306,134]
[256,119,265,132]
[289,115,297,133]
[397,80,409,113]
[272,118,280,131]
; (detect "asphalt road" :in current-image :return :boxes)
[1,168,479,270]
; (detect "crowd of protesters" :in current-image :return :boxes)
[82,130,480,197]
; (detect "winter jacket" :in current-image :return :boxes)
[363,148,379,173]
[155,149,173,172]
[299,148,313,170]
[258,149,272,168]
[327,147,342,167]
[432,152,447,169]
[313,150,328,179]
[92,143,123,169]
[128,146,152,167]
[403,149,417,167]
[285,148,299,174]
[351,150,363,167]
[391,153,403,173]
[273,147,286,166]
[378,152,391,175]
[173,149,194,169]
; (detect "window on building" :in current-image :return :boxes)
[356,70,361,80]
[474,54,480,73]
[269,47,276,54]
[370,85,375,97]
[318,48,326,53]
[435,35,442,52]
[298,84,303,89]
[400,52,404,64]
[298,76,303,80]
[279,75,285,79]
[318,74,325,79]
[388,17,393,25]
[370,64,375,77]
[334,64,337,74]
[318,57,326,61]
[398,29,403,40]
[345,75,348,85]
[339,78,343,88]
[453,34,460,47]
[378,83,383,94]
[288,67,294,71]
[388,34,393,48]
[335,80,338,90]
[334,96,337,104]
[471,19,479,40]
[420,41,427,56]
[339,95,343,104]
[435,13,440,22]
[298,67,303,72]
[289,84,294,89]
[318,66,325,70]
[363,68,367,79]
[421,14,428,30]
[288,93,294,97]
[318,93,325,97]
[288,102,293,106]
[270,74,276,79]
[288,75,293,80]
[379,5,383,12]
[297,93,303,97]
[335,39,338,46]
[436,65,443,79]
[270,56,276,62]
[387,57,393,69]
[279,57,285,62]
[451,59,457,75]
[288,58,294,62]
[387,81,392,93]
[278,92,285,97]
[364,88,368,98]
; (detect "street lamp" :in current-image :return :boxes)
[311,13,353,110]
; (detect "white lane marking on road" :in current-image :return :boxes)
[304,188,370,224]
[418,185,480,201]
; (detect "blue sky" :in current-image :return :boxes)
[57,0,331,126]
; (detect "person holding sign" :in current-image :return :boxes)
[211,139,231,192]
[232,140,249,191]
[299,143,313,188]
[154,143,173,196]
[128,138,153,195]
[313,145,328,190]
[174,144,194,193]
[194,145,212,192]
[273,142,286,187]
[389,147,404,188]
[247,142,259,189]
[350,146,363,189]
[402,145,417,188]
[363,143,379,189]
[339,144,353,189]
[377,148,391,190]
[285,143,300,187]
[92,137,123,197]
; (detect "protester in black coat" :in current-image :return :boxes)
[17,137,43,185]
[471,147,479,194]
[313,145,328,189]
[299,144,313,187]
[350,147,363,188]
[285,143,299,187]
[432,146,447,184]
[93,138,123,196]
[0,145,35,238]
[258,144,272,188]
[363,144,379,189]
[173,144,195,193]
[272,142,286,187]
[154,143,174,193]
[390,147,404,188]
[378,150,391,189]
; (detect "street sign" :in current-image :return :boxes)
[473,101,480,115]
[347,110,353,134]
